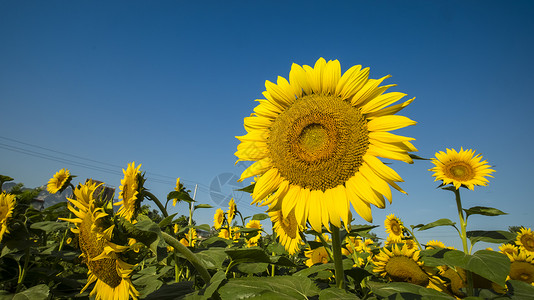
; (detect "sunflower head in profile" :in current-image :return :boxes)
[269,209,303,255]
[384,214,404,242]
[425,240,446,250]
[506,251,534,285]
[115,162,144,222]
[0,192,16,243]
[235,58,417,232]
[516,227,534,254]
[429,148,495,190]
[305,246,330,267]
[213,208,225,230]
[173,178,181,207]
[180,228,198,247]
[227,198,236,225]
[373,244,429,287]
[59,180,139,300]
[47,168,73,194]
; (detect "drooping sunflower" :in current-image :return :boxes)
[516,227,534,254]
[235,58,417,232]
[269,209,303,255]
[173,178,181,207]
[213,208,225,230]
[373,244,429,286]
[115,162,142,221]
[47,168,72,194]
[227,198,236,225]
[429,148,495,190]
[0,192,16,243]
[507,251,534,285]
[305,246,330,267]
[60,181,138,300]
[384,214,404,242]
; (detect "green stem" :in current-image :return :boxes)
[144,191,169,218]
[162,232,211,284]
[405,227,423,250]
[316,233,334,261]
[16,248,30,293]
[331,226,346,289]
[453,188,474,296]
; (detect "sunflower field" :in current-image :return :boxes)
[1,59,534,300]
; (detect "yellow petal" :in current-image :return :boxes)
[361,92,407,114]
[252,168,283,202]
[346,172,385,208]
[282,185,301,220]
[367,144,414,164]
[243,116,272,132]
[265,76,295,108]
[346,186,373,222]
[235,130,269,142]
[322,59,341,95]
[294,187,309,227]
[351,75,391,107]
[335,65,368,100]
[308,189,323,233]
[359,162,392,204]
[367,115,417,132]
[253,99,282,119]
[366,97,415,118]
[238,157,272,181]
[289,63,311,96]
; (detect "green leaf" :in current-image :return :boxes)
[196,248,228,269]
[367,281,453,299]
[409,154,430,160]
[270,256,297,267]
[237,262,269,274]
[0,175,14,183]
[507,280,534,300]
[237,183,255,193]
[225,248,270,264]
[30,221,69,233]
[252,213,269,221]
[194,224,211,232]
[319,287,361,300]
[12,284,49,300]
[158,213,178,228]
[144,281,194,300]
[464,206,507,219]
[416,218,456,231]
[348,224,380,234]
[467,230,516,246]
[194,204,213,210]
[218,276,319,300]
[201,270,227,299]
[167,191,195,203]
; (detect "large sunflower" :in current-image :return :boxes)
[236,58,416,232]
[269,209,303,255]
[429,148,495,190]
[373,244,428,286]
[60,181,138,300]
[516,227,534,254]
[0,192,16,243]
[115,162,142,221]
[47,168,72,194]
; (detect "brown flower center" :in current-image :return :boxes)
[446,162,474,181]
[520,234,534,251]
[510,261,534,284]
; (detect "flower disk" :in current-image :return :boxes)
[0,192,16,243]
[235,58,417,232]
[516,228,534,255]
[373,244,428,286]
[429,148,495,190]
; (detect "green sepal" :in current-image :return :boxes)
[237,183,255,194]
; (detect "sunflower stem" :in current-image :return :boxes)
[331,226,346,289]
[162,232,211,284]
[316,232,334,261]
[144,191,169,218]
[453,188,474,296]
[405,226,423,251]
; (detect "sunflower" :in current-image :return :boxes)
[0,192,16,243]
[115,162,142,221]
[384,214,404,242]
[269,209,303,255]
[425,240,446,249]
[305,246,330,267]
[429,148,495,190]
[173,178,181,207]
[227,198,236,225]
[245,220,262,244]
[235,58,416,232]
[516,227,534,254]
[47,168,72,194]
[499,243,519,256]
[180,228,198,247]
[59,181,138,300]
[373,244,428,286]
[218,228,230,239]
[213,208,225,230]
[507,251,534,285]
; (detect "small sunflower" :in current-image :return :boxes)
[516,228,534,254]
[227,198,236,225]
[218,228,230,239]
[373,244,429,286]
[499,243,519,256]
[47,168,72,194]
[236,58,417,232]
[0,192,16,243]
[269,209,303,255]
[231,226,241,240]
[173,178,181,207]
[305,246,330,267]
[425,240,446,249]
[59,181,138,300]
[506,251,534,285]
[245,220,262,244]
[213,208,225,230]
[180,228,198,247]
[384,214,404,242]
[115,162,142,221]
[429,148,495,190]
[404,239,418,250]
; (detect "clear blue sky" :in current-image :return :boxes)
[1,0,533,250]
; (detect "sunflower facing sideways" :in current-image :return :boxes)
[115,162,142,222]
[373,244,429,287]
[0,192,16,243]
[429,147,495,190]
[47,168,73,194]
[235,58,417,232]
[60,180,138,300]
[269,209,303,255]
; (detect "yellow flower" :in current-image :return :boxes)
[429,148,495,190]
[227,198,236,225]
[213,208,225,230]
[384,214,404,242]
[507,251,534,285]
[59,181,138,300]
[47,168,71,194]
[218,228,230,239]
[499,243,519,256]
[115,162,142,221]
[173,178,181,207]
[404,239,418,250]
[373,244,428,286]
[0,192,16,243]
[180,228,197,247]
[231,226,241,240]
[128,238,142,253]
[516,227,534,254]
[235,58,416,232]
[425,240,446,249]
[245,220,262,244]
[305,246,330,267]
[269,209,303,255]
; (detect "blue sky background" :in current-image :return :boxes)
[1,0,533,250]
